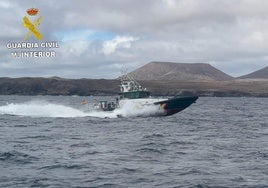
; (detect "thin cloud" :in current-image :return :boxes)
[102,36,139,55]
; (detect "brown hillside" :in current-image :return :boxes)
[0,77,267,97]
[129,61,233,81]
[239,66,268,79]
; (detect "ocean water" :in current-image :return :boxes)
[0,95,267,188]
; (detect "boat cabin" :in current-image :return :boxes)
[119,80,150,99]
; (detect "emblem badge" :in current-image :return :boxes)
[23,8,43,41]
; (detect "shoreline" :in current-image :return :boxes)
[0,77,268,97]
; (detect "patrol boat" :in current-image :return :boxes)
[89,72,198,116]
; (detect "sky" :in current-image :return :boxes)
[0,0,268,78]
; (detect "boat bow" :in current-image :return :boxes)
[154,96,198,116]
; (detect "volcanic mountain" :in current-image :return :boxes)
[239,66,268,79]
[128,61,233,81]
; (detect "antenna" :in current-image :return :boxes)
[120,65,128,83]
[119,65,145,92]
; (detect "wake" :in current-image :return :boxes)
[0,100,164,118]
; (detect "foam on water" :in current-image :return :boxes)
[114,100,164,117]
[0,100,88,118]
[0,100,164,118]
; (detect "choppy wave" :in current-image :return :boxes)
[0,100,164,118]
[0,97,267,187]
[0,151,38,164]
